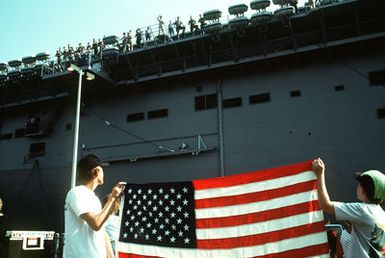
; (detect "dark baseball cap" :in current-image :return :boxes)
[77,154,109,172]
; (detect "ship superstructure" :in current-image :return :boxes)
[0,0,384,237]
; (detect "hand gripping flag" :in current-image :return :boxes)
[117,160,329,257]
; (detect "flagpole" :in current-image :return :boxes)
[217,77,225,177]
[69,64,83,189]
[67,63,96,188]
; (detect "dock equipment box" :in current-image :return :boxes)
[5,231,58,258]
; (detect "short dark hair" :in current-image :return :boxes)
[357,175,382,204]
[77,154,109,183]
[77,166,96,183]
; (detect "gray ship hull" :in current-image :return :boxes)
[1,0,385,235]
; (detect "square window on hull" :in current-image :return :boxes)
[29,142,46,158]
[249,93,270,104]
[127,112,145,122]
[148,109,168,119]
[369,70,385,86]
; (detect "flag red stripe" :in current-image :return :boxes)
[118,253,161,258]
[117,244,330,258]
[195,180,316,209]
[117,244,329,258]
[196,200,321,228]
[197,220,326,249]
[193,160,312,190]
[252,243,330,258]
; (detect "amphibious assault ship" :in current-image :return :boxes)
[0,0,384,240]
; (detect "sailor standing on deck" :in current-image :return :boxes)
[63,154,126,258]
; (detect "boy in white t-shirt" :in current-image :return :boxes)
[63,154,126,258]
[312,158,385,258]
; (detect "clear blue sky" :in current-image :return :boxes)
[0,0,305,64]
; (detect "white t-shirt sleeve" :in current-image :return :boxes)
[67,187,100,217]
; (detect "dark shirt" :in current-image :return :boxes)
[0,213,8,243]
[0,213,9,258]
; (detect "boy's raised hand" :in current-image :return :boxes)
[312,158,325,177]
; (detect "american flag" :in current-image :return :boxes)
[117,160,329,257]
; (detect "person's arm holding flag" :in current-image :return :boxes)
[312,158,335,215]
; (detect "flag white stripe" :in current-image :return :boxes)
[195,171,315,200]
[196,210,324,239]
[118,232,328,258]
[195,190,318,219]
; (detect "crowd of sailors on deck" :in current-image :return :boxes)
[2,0,324,74]
[52,0,320,63]
[54,13,208,67]
[55,40,104,65]
[0,0,318,72]
[48,0,319,71]
[52,14,209,72]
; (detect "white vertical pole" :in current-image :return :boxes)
[71,69,83,189]
[217,78,225,177]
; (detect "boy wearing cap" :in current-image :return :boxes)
[63,154,126,258]
[312,158,385,258]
